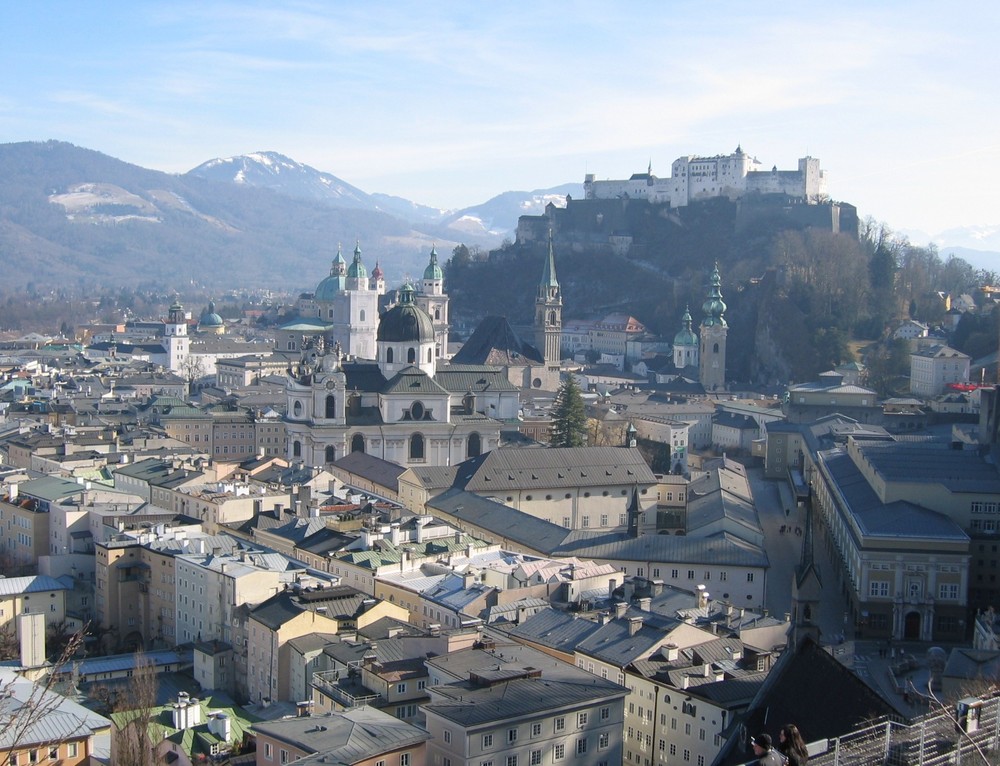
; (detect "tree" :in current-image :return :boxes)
[109,651,161,766]
[550,377,587,447]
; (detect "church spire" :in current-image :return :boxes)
[538,229,560,297]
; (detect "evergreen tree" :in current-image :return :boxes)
[550,377,587,447]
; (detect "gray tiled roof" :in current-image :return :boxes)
[434,364,521,393]
[819,449,970,541]
[427,488,572,555]
[555,530,769,568]
[381,366,450,396]
[332,451,407,488]
[854,440,1000,493]
[253,706,430,761]
[455,446,656,492]
[506,608,604,653]
[426,676,626,727]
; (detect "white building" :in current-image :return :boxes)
[910,344,971,397]
[584,147,826,207]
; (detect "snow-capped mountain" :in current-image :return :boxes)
[186,151,580,240]
[187,151,375,209]
[901,224,1000,271]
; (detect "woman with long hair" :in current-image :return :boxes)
[779,724,809,766]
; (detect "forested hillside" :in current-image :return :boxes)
[446,198,996,384]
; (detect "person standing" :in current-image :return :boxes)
[750,733,785,766]
[779,724,809,766]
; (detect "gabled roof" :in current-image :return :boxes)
[450,316,544,366]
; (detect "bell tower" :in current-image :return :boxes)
[535,230,562,367]
[699,264,728,392]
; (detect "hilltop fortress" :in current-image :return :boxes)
[584,145,827,207]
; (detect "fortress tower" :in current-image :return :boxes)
[699,264,728,392]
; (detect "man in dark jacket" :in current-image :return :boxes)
[751,733,786,765]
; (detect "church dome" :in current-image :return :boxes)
[673,307,698,347]
[347,242,368,280]
[377,283,434,343]
[315,247,348,302]
[200,301,224,329]
[371,261,384,280]
[423,246,443,280]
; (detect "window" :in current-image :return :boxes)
[747,572,754,583]
[483,734,494,748]
[444,730,451,744]
[280,750,289,764]
[555,717,566,732]
[530,750,542,766]
[508,728,518,744]
[600,706,610,720]
[869,580,890,597]
[554,744,565,761]
[401,755,410,766]
[531,723,542,737]
[67,744,78,758]
[397,682,407,694]
[48,749,57,761]
[599,733,610,749]
[939,583,959,600]
[577,738,588,755]
[409,434,425,460]
[687,570,694,580]
[506,757,518,766]
[578,712,588,727]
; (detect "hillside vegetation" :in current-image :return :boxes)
[446,198,995,384]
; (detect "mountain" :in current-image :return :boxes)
[0,141,452,291]
[900,224,1000,272]
[187,151,579,240]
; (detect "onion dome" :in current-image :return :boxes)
[701,264,728,328]
[372,260,384,280]
[673,306,698,346]
[377,283,434,343]
[347,241,368,280]
[423,246,443,280]
[315,245,348,302]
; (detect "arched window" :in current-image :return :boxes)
[427,348,432,363]
[360,309,366,322]
[467,432,481,458]
[325,445,336,463]
[434,308,441,320]
[409,433,425,460]
[293,400,303,417]
[386,348,394,363]
[325,395,336,419]
[407,347,416,364]
[292,441,302,458]
[713,342,719,353]
[328,309,333,319]
[549,310,557,324]
[351,434,365,454]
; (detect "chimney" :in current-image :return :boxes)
[637,597,652,612]
[608,579,618,601]
[627,616,643,636]
[696,584,709,609]
[649,580,664,597]
[664,643,679,661]
[7,483,17,502]
[614,601,628,619]
[703,663,712,678]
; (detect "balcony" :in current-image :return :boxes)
[312,669,382,709]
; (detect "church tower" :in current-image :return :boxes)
[415,246,450,360]
[790,497,823,647]
[164,298,190,373]
[699,264,728,392]
[535,231,562,368]
[673,306,699,370]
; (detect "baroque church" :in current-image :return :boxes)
[283,240,564,468]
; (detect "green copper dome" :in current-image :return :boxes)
[423,246,443,281]
[315,245,348,302]
[200,300,224,328]
[347,242,368,280]
[673,306,698,346]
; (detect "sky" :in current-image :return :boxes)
[2,1,997,240]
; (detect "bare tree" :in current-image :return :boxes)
[110,651,162,766]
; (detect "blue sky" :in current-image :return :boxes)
[2,2,997,238]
